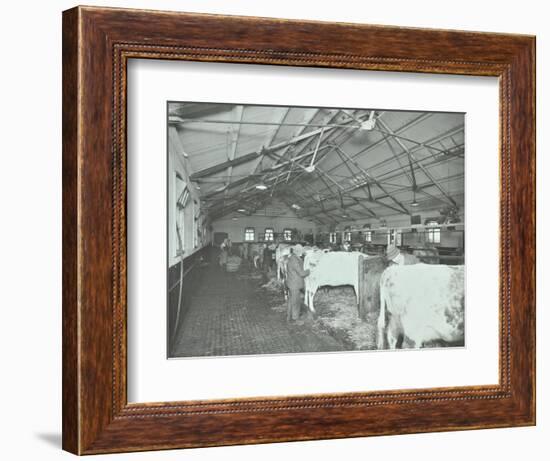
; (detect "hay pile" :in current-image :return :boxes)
[261,278,285,293]
[313,287,377,350]
[237,272,263,281]
[225,255,242,272]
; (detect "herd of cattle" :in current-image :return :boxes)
[241,242,465,350]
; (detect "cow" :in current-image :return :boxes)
[275,244,315,281]
[275,244,293,281]
[248,243,264,269]
[276,245,318,301]
[304,251,363,312]
[377,264,464,349]
[239,242,249,261]
[303,247,330,280]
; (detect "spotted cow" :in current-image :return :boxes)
[377,264,464,349]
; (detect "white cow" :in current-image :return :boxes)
[377,264,465,349]
[304,251,362,312]
[275,244,293,281]
[247,243,264,269]
[303,247,326,274]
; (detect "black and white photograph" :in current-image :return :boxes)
[167,102,465,358]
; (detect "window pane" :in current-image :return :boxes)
[426,227,441,244]
[175,175,186,255]
[244,227,255,241]
[434,228,441,243]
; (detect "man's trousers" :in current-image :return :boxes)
[287,288,302,321]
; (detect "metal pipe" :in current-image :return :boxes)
[169,118,363,129]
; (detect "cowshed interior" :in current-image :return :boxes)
[167,102,465,357]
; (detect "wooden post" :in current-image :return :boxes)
[358,255,389,321]
[357,254,365,318]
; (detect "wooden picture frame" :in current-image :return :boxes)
[62,5,536,455]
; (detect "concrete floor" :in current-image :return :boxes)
[170,261,346,358]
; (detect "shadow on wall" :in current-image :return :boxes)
[35,432,61,448]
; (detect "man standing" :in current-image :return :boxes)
[262,243,273,273]
[385,244,420,265]
[219,238,229,270]
[285,244,310,322]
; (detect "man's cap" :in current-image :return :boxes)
[386,244,400,261]
[293,244,304,255]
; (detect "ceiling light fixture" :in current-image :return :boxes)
[411,187,419,207]
[360,111,377,131]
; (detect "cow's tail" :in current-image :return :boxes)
[377,277,387,349]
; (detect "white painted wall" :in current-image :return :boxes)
[211,200,316,242]
[213,201,463,245]
[212,215,316,242]
[168,126,211,266]
[0,1,546,461]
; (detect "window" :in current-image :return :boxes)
[264,228,274,241]
[329,232,336,244]
[244,227,255,241]
[175,174,189,255]
[426,220,441,243]
[396,230,402,246]
[427,227,441,243]
[365,231,372,242]
[344,231,352,241]
[283,229,292,241]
